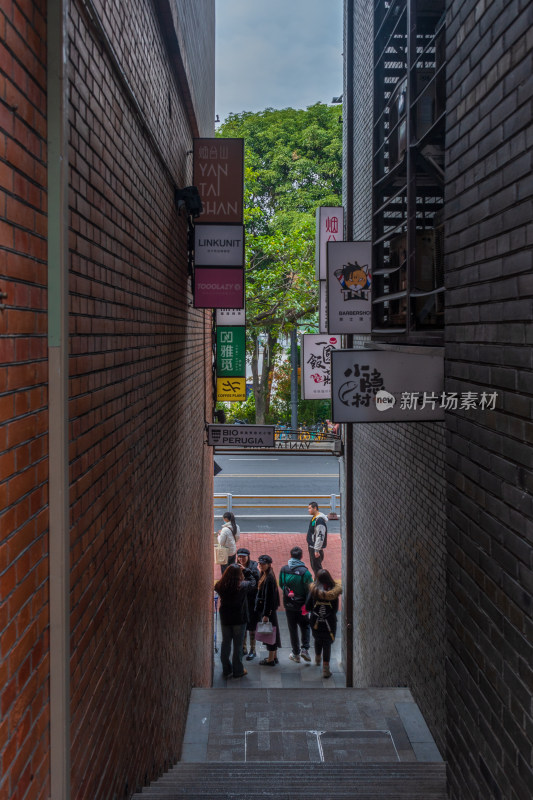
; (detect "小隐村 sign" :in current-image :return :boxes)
[331,349,444,422]
[207,425,276,447]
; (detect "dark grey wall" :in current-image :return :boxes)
[444,0,533,797]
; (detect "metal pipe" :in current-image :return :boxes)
[48,0,71,795]
[290,328,298,434]
[344,0,355,688]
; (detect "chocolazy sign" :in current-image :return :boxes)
[194,268,244,309]
[193,138,244,223]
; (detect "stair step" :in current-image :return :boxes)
[132,762,447,799]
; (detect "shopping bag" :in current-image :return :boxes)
[255,622,276,645]
[214,545,229,565]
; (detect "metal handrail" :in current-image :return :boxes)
[214,493,340,516]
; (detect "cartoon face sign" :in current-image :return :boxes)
[334,261,372,294]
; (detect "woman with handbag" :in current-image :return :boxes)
[255,554,281,666]
[217,512,240,574]
[305,568,342,679]
[214,563,256,679]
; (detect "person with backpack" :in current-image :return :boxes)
[306,501,328,577]
[279,546,313,663]
[305,568,342,679]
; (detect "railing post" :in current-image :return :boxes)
[330,494,337,516]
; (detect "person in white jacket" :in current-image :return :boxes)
[217,512,240,574]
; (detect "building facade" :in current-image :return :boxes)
[0,1,215,798]
[343,1,532,798]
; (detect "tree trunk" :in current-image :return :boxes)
[251,331,277,424]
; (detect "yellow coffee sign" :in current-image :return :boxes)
[217,377,246,402]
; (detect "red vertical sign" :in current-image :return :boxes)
[193,138,244,224]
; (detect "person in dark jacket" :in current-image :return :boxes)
[255,554,281,665]
[305,568,342,679]
[306,501,328,576]
[236,547,260,660]
[279,546,313,663]
[214,563,256,679]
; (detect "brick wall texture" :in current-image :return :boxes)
[1,1,215,799]
[345,0,448,758]
[0,0,50,797]
[444,1,533,798]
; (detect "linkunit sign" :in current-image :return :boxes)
[207,425,276,447]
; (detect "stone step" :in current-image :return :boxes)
[132,762,447,799]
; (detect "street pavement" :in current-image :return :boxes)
[214,452,341,534]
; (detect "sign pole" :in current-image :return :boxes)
[290,328,298,436]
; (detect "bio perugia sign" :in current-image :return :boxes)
[207,425,276,447]
[331,349,444,422]
[193,138,244,223]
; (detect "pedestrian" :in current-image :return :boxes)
[236,547,260,660]
[214,563,256,679]
[279,546,312,663]
[255,554,281,666]
[217,511,240,574]
[306,501,328,576]
[305,568,342,679]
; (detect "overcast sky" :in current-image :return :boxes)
[215,0,344,124]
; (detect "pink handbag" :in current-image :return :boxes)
[255,622,277,645]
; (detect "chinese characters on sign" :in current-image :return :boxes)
[315,206,344,279]
[301,334,339,400]
[327,241,372,334]
[193,138,244,223]
[319,281,328,334]
[216,327,246,377]
[331,349,445,422]
[216,307,246,326]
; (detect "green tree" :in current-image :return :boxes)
[217,105,342,423]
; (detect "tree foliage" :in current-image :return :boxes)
[217,105,342,422]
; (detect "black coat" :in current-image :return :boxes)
[217,575,256,626]
[254,571,280,619]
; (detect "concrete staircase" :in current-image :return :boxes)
[132,762,448,798]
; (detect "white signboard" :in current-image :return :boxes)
[194,224,244,267]
[319,281,328,334]
[331,349,444,422]
[207,425,275,447]
[301,334,339,400]
[216,307,246,325]
[327,241,372,334]
[315,206,344,279]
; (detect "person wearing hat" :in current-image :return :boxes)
[236,548,260,660]
[255,555,281,665]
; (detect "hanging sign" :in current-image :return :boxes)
[216,377,247,402]
[327,241,372,334]
[193,138,244,223]
[301,334,339,400]
[331,349,444,422]
[194,268,244,309]
[319,281,328,334]
[207,424,276,447]
[216,326,246,376]
[216,306,246,325]
[315,206,344,279]
[194,224,244,267]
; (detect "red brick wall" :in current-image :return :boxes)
[0,0,50,799]
[67,0,214,798]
